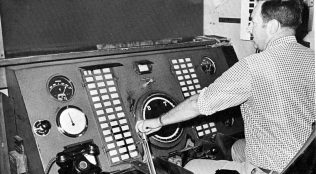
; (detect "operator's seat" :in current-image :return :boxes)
[281,123,316,174]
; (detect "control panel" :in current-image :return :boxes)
[3,40,244,174]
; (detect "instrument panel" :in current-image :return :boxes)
[4,41,244,174]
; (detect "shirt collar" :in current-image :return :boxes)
[266,36,297,49]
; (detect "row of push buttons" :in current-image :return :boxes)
[82,68,138,164]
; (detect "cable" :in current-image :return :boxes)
[45,157,57,174]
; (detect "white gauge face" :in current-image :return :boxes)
[57,106,88,137]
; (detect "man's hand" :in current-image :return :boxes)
[136,117,162,135]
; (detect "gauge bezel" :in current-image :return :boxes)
[56,105,88,138]
[46,74,75,102]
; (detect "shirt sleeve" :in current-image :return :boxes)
[197,58,252,115]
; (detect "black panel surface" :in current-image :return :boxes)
[0,0,203,57]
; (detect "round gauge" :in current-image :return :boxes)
[47,75,75,101]
[141,93,183,143]
[200,57,216,75]
[56,106,88,138]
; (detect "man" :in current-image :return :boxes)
[136,0,315,173]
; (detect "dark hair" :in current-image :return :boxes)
[260,0,303,29]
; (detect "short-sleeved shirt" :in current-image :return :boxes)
[197,36,315,172]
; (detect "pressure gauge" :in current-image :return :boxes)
[56,106,88,138]
[200,57,216,75]
[47,75,75,102]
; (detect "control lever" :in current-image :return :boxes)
[135,121,157,174]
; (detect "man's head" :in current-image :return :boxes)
[249,0,303,51]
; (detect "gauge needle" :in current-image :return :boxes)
[68,113,75,126]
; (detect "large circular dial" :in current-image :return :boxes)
[141,93,183,143]
[47,75,75,101]
[200,57,216,75]
[57,106,88,138]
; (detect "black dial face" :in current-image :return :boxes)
[47,75,75,101]
[142,95,183,143]
[201,57,216,75]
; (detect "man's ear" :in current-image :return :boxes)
[267,19,280,35]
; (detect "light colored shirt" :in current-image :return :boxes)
[197,36,315,172]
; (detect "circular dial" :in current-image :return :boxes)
[142,94,183,143]
[47,75,75,101]
[201,57,216,75]
[57,106,88,137]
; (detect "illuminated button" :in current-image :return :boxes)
[188,86,194,90]
[184,75,190,79]
[130,151,138,157]
[198,132,204,137]
[123,132,132,137]
[111,157,120,163]
[104,74,113,79]
[102,68,111,73]
[174,65,180,69]
[178,76,184,80]
[108,114,116,120]
[95,75,103,81]
[93,69,101,74]
[111,93,119,98]
[203,124,208,129]
[87,70,92,75]
[121,154,129,160]
[110,121,118,126]
[181,87,188,92]
[113,99,121,105]
[90,90,98,95]
[100,89,108,94]
[128,145,136,151]
[178,59,184,63]
[175,71,182,75]
[109,87,116,92]
[92,96,100,102]
[86,77,94,82]
[185,58,191,62]
[112,127,120,133]
[211,128,217,132]
[193,79,199,83]
[94,103,102,109]
[119,147,127,153]
[190,91,196,95]
[107,143,115,149]
[171,59,178,64]
[115,106,122,111]
[126,138,134,144]
[180,64,186,68]
[114,134,123,140]
[122,125,129,131]
[186,80,192,85]
[196,126,202,131]
[117,112,125,118]
[191,74,197,78]
[209,122,215,127]
[195,84,201,89]
[88,83,96,89]
[179,81,185,86]
[105,136,113,142]
[98,116,106,122]
[189,68,195,73]
[103,101,112,107]
[187,63,193,67]
[97,82,105,87]
[96,110,104,115]
[117,140,125,146]
[107,80,115,86]
[183,92,190,97]
[103,130,111,136]
[100,123,109,129]
[205,130,211,134]
[84,71,88,75]
[182,69,188,74]
[109,150,118,156]
[119,119,127,124]
[105,108,114,113]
